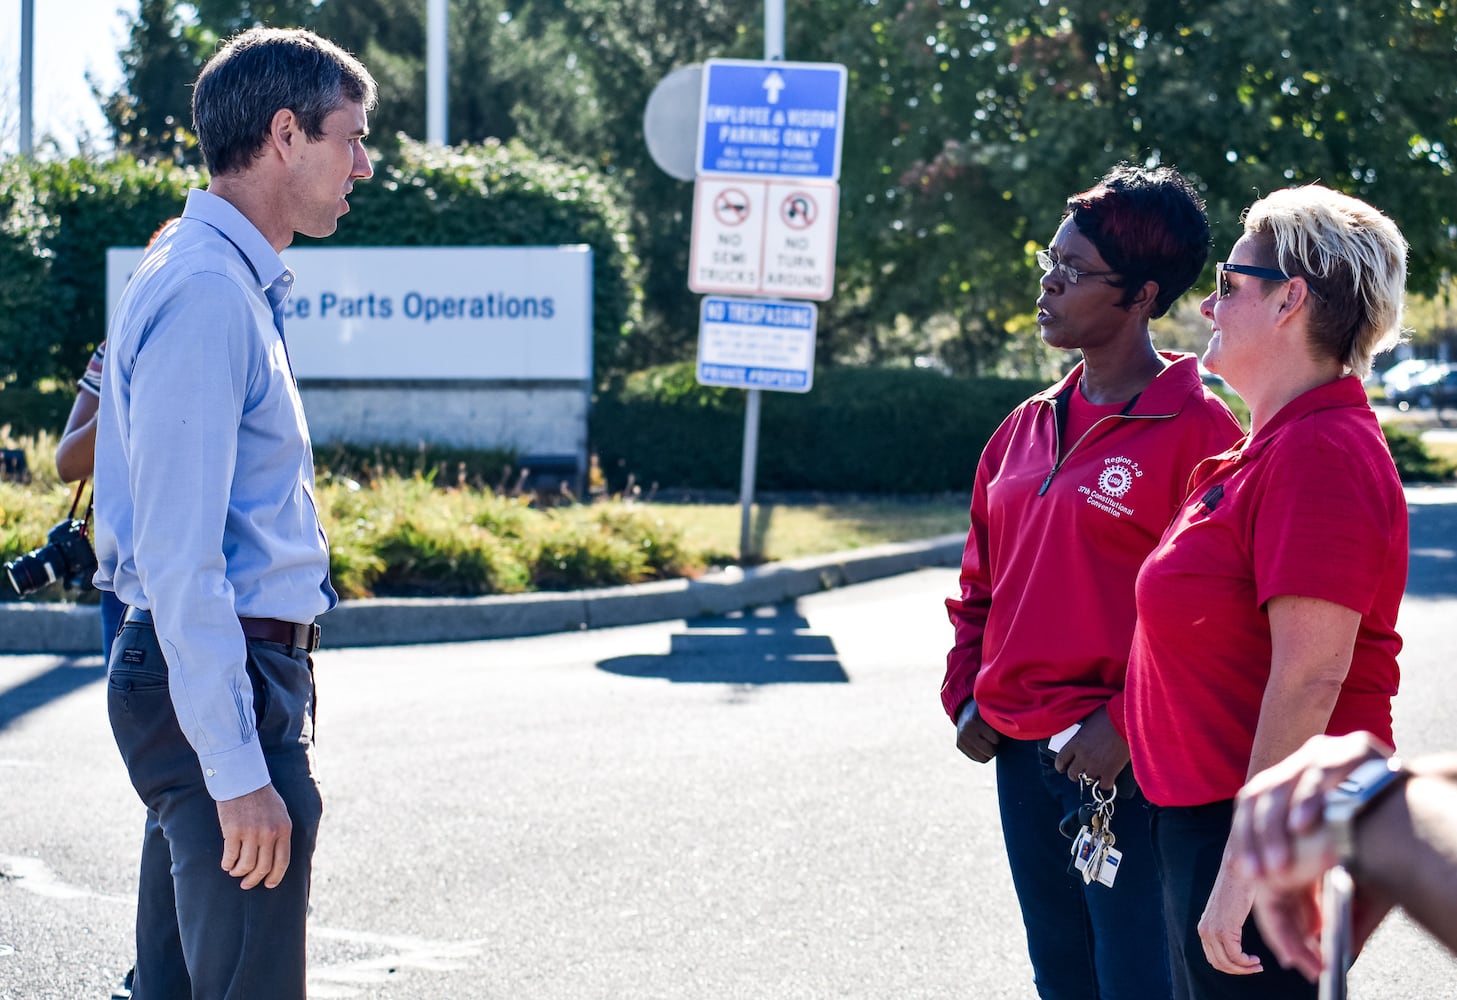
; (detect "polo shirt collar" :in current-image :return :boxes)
[1242,375,1370,459]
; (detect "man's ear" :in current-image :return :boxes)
[268,108,301,158]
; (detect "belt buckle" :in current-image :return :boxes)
[305,622,321,653]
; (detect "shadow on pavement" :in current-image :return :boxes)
[0,658,105,734]
[597,603,848,684]
[1408,504,1457,598]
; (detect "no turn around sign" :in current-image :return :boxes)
[689,177,838,300]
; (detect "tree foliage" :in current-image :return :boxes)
[0,155,199,388]
[85,0,1457,376]
[0,145,636,386]
[102,0,211,162]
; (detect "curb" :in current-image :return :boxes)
[0,533,967,655]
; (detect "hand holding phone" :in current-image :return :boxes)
[1048,722,1082,754]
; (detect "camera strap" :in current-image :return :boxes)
[69,479,93,537]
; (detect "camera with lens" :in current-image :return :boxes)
[5,518,98,596]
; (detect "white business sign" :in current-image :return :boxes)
[689,177,838,300]
[697,295,817,393]
[106,245,593,381]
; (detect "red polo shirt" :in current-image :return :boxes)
[1125,377,1407,807]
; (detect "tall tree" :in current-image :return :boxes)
[99,0,1457,375]
[102,0,210,162]
[806,0,1457,371]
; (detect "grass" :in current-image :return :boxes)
[1425,437,1457,470]
[646,498,968,564]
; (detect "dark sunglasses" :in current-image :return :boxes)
[1217,262,1326,303]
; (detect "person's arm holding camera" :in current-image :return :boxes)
[1231,732,1457,980]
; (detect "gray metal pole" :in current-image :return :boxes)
[19,0,34,155]
[427,0,448,145]
[737,0,787,563]
[765,0,785,61]
[737,388,762,562]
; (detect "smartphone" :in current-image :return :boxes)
[1048,722,1082,754]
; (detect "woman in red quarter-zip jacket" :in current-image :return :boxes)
[943,164,1243,1000]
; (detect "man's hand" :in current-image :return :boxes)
[955,701,1003,763]
[1231,732,1391,887]
[1054,705,1129,791]
[217,783,292,890]
[1229,732,1397,980]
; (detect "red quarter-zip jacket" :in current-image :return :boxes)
[942,353,1242,740]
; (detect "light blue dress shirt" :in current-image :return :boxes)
[94,188,337,801]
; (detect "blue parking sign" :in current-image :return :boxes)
[697,59,847,180]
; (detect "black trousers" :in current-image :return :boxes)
[107,615,322,1000]
[1150,800,1317,1000]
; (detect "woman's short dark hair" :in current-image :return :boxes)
[192,27,377,177]
[1064,164,1210,319]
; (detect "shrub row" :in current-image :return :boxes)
[0,139,640,390]
[316,475,703,600]
[590,363,1456,493]
[0,447,706,605]
[590,363,1048,495]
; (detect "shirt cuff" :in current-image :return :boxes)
[196,737,271,801]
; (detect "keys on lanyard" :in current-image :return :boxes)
[1069,777,1122,888]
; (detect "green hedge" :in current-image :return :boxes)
[0,139,640,388]
[1384,423,1457,483]
[590,364,1047,494]
[591,363,1457,493]
[305,137,642,373]
[0,156,199,389]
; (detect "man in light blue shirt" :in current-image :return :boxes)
[94,27,375,999]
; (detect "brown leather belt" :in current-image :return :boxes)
[123,607,321,653]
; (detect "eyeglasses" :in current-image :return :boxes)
[1036,248,1119,285]
[1217,261,1326,303]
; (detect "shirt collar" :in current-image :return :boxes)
[181,188,293,299]
[1242,376,1371,459]
[1031,351,1202,414]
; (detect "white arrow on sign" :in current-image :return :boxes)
[762,70,785,104]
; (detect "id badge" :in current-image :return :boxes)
[1096,845,1122,887]
[1070,828,1094,875]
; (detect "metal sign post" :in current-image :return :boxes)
[695,294,818,562]
[661,0,845,563]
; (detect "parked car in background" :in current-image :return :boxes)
[1379,358,1434,397]
[1388,363,1457,411]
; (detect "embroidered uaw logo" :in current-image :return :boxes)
[1098,463,1135,498]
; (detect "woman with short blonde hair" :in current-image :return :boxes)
[1125,185,1410,1000]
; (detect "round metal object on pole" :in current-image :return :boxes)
[643,63,702,181]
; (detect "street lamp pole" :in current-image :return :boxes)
[19,0,34,155]
[427,0,448,145]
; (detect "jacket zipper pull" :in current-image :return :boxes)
[1038,468,1056,496]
